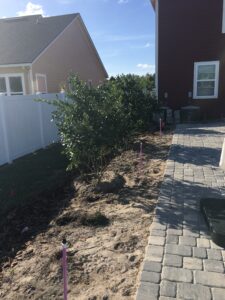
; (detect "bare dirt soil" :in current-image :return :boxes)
[0,131,172,300]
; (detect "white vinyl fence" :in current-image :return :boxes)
[0,93,63,166]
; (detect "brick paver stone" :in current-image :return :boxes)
[135,124,225,300]
[162,266,193,283]
[197,238,210,248]
[136,282,159,300]
[179,236,196,246]
[207,249,223,261]
[183,229,200,238]
[163,254,182,268]
[167,228,182,236]
[149,236,165,246]
[146,245,164,257]
[140,271,161,284]
[151,222,167,231]
[203,260,224,273]
[211,288,225,300]
[183,257,203,270]
[165,244,192,257]
[195,271,225,288]
[193,247,207,259]
[151,229,166,237]
[177,283,211,300]
[166,235,178,244]
[143,261,162,273]
[160,280,176,298]
[145,245,164,262]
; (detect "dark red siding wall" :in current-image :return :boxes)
[158,0,225,118]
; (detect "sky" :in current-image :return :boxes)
[1,0,156,77]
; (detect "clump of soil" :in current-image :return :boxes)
[0,131,172,300]
[56,211,109,227]
[95,174,125,194]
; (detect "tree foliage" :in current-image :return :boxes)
[51,74,157,173]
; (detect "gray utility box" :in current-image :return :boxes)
[181,105,200,123]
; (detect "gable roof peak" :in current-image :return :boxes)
[0,13,79,65]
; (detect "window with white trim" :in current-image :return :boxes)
[36,74,47,94]
[193,61,219,99]
[0,77,7,95]
[88,79,92,88]
[0,74,25,96]
[9,77,24,95]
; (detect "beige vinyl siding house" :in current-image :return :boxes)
[0,13,107,95]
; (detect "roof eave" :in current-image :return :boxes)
[31,14,79,65]
[0,63,32,68]
[77,15,108,78]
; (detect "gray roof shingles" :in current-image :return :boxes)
[0,13,78,65]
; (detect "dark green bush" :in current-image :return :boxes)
[108,74,157,131]
[51,74,157,173]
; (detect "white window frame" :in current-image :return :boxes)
[88,79,92,88]
[36,73,48,94]
[193,61,219,99]
[0,73,25,96]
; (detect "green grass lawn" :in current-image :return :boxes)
[0,144,69,216]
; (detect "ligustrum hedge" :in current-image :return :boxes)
[51,74,157,173]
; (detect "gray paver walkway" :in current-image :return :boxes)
[136,123,225,300]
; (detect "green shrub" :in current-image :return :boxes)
[108,74,157,131]
[51,74,157,173]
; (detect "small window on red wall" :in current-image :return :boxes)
[193,61,219,99]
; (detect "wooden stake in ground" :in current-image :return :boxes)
[159,118,162,136]
[62,240,68,300]
[138,142,143,176]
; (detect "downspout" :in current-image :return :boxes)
[155,0,159,101]
[29,66,35,94]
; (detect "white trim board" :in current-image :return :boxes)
[0,63,31,68]
[193,61,220,99]
[29,67,34,94]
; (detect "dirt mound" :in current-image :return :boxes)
[95,174,125,194]
[56,211,109,227]
[0,131,172,300]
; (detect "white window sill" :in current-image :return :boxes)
[193,96,218,100]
